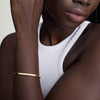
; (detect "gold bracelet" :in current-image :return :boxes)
[14,72,40,78]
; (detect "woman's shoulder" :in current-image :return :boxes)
[86,22,100,45]
[82,22,100,46]
[0,32,17,67]
[0,33,17,100]
[79,22,100,68]
[0,32,17,52]
[0,32,17,72]
[89,22,100,33]
[1,32,16,46]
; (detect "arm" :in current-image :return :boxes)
[0,33,16,100]
[10,0,44,99]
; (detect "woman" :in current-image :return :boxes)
[0,0,100,100]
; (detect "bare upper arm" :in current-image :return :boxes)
[45,37,100,100]
[0,33,16,100]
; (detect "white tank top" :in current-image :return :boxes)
[38,21,90,98]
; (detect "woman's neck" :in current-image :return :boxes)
[40,16,77,46]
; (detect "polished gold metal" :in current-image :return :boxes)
[14,72,40,78]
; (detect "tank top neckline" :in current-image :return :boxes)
[38,22,80,50]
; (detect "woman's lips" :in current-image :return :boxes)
[65,8,87,23]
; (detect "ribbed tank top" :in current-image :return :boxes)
[38,21,90,98]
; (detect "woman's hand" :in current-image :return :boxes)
[10,0,44,33]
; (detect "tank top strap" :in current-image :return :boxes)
[58,21,91,75]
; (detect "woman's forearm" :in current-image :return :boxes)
[14,31,44,100]
[10,0,44,99]
[15,31,39,73]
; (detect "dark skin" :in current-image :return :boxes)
[0,0,100,100]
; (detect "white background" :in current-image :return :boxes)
[0,0,42,45]
[0,0,15,44]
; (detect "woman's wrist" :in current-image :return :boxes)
[16,27,38,36]
[15,44,39,73]
[15,31,39,74]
